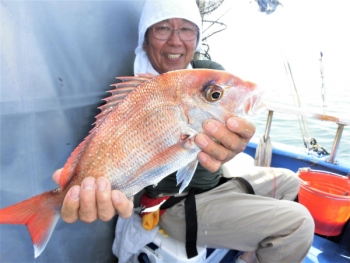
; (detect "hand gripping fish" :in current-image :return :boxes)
[0,69,263,258]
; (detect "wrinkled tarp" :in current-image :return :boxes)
[0,1,143,262]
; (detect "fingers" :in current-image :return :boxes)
[60,177,134,223]
[53,168,134,223]
[54,168,81,223]
[61,185,80,223]
[111,190,134,219]
[195,117,256,172]
[96,177,116,221]
[61,177,99,223]
[226,117,256,142]
[78,177,98,223]
[197,151,222,173]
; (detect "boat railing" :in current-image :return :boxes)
[263,102,350,164]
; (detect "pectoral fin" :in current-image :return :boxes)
[176,159,198,193]
[125,135,200,194]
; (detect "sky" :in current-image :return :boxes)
[204,0,350,113]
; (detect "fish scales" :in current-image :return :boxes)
[0,69,264,258]
[76,78,190,196]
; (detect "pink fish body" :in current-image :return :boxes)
[0,69,263,258]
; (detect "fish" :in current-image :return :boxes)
[0,69,263,258]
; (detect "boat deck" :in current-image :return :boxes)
[304,234,350,263]
[216,233,350,262]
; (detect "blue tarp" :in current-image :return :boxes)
[0,1,143,262]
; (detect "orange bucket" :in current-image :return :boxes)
[297,168,350,236]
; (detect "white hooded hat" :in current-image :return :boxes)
[134,0,202,75]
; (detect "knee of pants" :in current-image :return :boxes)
[289,201,315,242]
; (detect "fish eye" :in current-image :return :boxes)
[205,85,224,102]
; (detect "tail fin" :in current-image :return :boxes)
[0,190,61,258]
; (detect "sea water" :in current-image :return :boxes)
[205,0,350,166]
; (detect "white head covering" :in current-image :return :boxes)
[134,0,202,75]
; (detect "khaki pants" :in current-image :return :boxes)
[159,167,315,263]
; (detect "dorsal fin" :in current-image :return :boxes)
[94,73,156,127]
[59,73,156,187]
[117,73,155,83]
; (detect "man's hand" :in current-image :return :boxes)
[52,116,254,222]
[195,116,255,172]
[52,169,133,223]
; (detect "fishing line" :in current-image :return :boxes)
[282,52,330,156]
[282,53,312,149]
[320,51,327,113]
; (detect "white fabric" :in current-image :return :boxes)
[222,152,255,178]
[112,208,159,263]
[134,0,202,75]
[254,135,273,167]
[235,255,247,263]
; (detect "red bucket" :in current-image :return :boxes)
[297,168,350,236]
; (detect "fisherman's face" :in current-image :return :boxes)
[144,18,198,74]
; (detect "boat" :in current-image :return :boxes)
[1,1,349,262]
[135,103,350,263]
[246,103,350,263]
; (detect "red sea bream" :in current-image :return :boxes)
[0,69,263,258]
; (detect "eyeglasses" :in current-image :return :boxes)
[151,24,198,41]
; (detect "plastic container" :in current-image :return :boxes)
[297,168,350,236]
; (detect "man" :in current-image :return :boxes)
[54,1,314,262]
